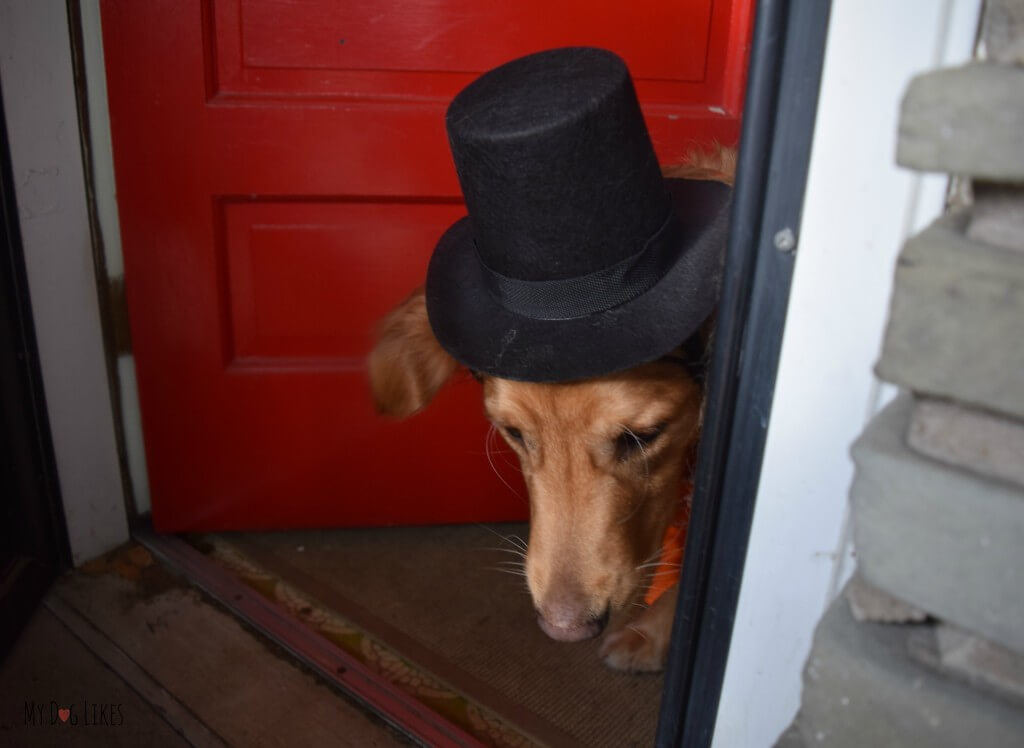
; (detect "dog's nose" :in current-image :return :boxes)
[536,604,610,642]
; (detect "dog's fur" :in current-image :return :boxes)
[369,146,734,672]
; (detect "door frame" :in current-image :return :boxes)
[2,0,821,737]
[657,2,832,744]
[0,0,130,567]
[0,80,71,659]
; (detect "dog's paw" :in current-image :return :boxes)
[600,585,678,673]
[599,624,668,673]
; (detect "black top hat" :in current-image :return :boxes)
[426,47,731,382]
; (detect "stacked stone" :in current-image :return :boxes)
[782,5,1024,746]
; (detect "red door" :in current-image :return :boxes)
[101,0,752,532]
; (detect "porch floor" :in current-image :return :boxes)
[2,528,665,747]
[0,544,409,747]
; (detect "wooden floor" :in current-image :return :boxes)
[0,544,410,747]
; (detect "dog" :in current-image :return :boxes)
[369,138,734,672]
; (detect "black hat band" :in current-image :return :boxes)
[475,206,682,321]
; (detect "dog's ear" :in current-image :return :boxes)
[661,144,736,186]
[368,288,458,418]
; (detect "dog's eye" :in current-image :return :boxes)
[504,426,525,443]
[615,424,664,459]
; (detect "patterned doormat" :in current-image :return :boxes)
[199,525,663,747]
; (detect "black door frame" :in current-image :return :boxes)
[0,82,72,661]
[658,1,833,745]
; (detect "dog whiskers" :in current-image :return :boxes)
[491,559,526,569]
[621,425,651,480]
[485,425,527,501]
[635,561,680,571]
[494,559,527,569]
[615,424,652,525]
[478,524,530,554]
[486,547,527,560]
[617,493,650,525]
[504,534,528,551]
[638,546,665,567]
[626,624,650,643]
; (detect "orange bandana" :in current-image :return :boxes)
[643,485,692,606]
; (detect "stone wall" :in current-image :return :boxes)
[779,2,1024,745]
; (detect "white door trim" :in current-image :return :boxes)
[0,0,129,564]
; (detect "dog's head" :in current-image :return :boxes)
[369,290,704,642]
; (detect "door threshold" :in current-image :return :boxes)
[133,527,485,747]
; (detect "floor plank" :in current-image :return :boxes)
[2,544,411,747]
[0,606,193,747]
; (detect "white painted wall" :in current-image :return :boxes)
[712,2,979,746]
[0,0,129,563]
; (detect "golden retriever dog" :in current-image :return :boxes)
[369,146,734,673]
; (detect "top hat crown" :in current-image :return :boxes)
[425,47,732,382]
[445,47,670,285]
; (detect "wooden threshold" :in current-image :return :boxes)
[134,528,485,748]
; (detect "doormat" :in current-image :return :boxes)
[199,534,536,747]
[201,526,662,747]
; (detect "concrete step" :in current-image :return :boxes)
[793,597,1024,748]
[967,183,1024,253]
[909,397,1024,489]
[908,623,1024,707]
[850,394,1024,654]
[980,0,1024,65]
[773,724,807,748]
[897,62,1024,180]
[876,212,1024,420]
[845,574,926,624]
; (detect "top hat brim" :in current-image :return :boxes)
[425,178,732,382]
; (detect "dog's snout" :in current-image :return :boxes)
[535,598,610,642]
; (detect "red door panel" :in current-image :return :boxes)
[101,0,752,532]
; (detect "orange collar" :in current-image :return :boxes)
[643,485,692,606]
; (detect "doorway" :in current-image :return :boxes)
[89,0,833,745]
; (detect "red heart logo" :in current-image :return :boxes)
[58,708,70,723]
